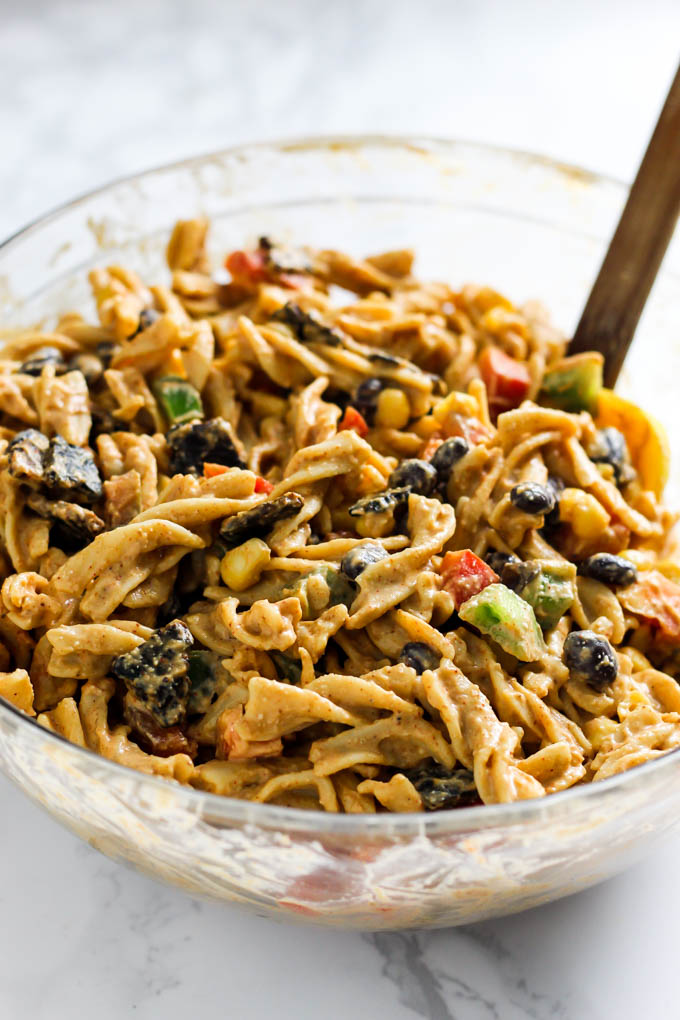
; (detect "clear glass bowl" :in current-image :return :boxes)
[2,136,680,930]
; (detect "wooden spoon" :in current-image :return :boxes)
[570,61,680,387]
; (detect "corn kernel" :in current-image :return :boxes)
[375,388,410,429]
[583,716,618,751]
[220,538,270,591]
[559,488,610,540]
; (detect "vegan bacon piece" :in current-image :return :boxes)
[111,620,194,728]
[166,418,246,475]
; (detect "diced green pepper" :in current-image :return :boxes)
[187,650,219,714]
[153,376,204,425]
[539,353,603,414]
[317,566,356,610]
[271,651,302,684]
[282,566,356,618]
[518,563,575,631]
[458,583,546,661]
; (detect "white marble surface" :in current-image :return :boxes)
[2,2,680,1017]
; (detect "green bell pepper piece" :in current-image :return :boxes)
[518,563,575,631]
[459,583,546,661]
[539,353,603,414]
[153,375,204,425]
[271,651,302,684]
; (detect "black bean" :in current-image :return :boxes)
[563,630,618,691]
[498,557,541,592]
[509,482,556,515]
[340,542,388,580]
[387,459,438,495]
[588,427,635,485]
[405,763,479,810]
[18,346,64,377]
[484,549,519,577]
[352,377,386,424]
[430,437,469,482]
[219,492,304,548]
[348,487,411,517]
[398,642,441,674]
[578,553,637,587]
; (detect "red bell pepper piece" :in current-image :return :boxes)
[224,249,269,284]
[203,462,229,478]
[479,346,531,419]
[619,570,680,642]
[440,549,499,609]
[254,476,274,494]
[338,406,369,438]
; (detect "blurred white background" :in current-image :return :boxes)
[2,0,680,240]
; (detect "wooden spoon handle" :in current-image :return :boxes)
[570,62,680,387]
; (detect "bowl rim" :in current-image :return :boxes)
[2,131,678,836]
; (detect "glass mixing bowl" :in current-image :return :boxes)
[2,137,680,930]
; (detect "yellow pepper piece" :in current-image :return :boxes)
[220,538,271,591]
[559,488,610,539]
[583,716,618,752]
[596,388,670,499]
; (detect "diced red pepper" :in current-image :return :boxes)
[479,345,531,420]
[224,249,269,284]
[444,413,491,446]
[254,476,274,494]
[278,272,309,290]
[618,570,680,641]
[338,406,369,438]
[419,433,444,460]
[440,549,499,609]
[203,462,229,478]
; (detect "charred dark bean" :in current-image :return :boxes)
[563,630,618,691]
[405,763,479,810]
[348,487,411,516]
[509,482,556,515]
[398,642,441,674]
[18,346,64,377]
[111,620,194,728]
[340,542,389,580]
[167,418,246,475]
[387,459,438,495]
[219,493,304,548]
[499,557,541,592]
[430,437,469,482]
[272,302,343,346]
[578,553,637,587]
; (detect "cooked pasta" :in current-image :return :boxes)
[1,222,679,813]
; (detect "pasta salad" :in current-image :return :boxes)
[1,221,679,813]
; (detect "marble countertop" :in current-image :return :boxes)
[2,2,680,1017]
